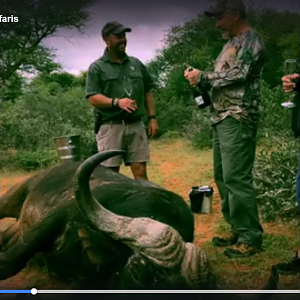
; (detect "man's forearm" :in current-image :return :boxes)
[144,92,155,116]
[88,94,113,108]
[202,65,250,89]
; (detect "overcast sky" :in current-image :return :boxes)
[42,0,300,75]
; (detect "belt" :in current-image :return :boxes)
[102,117,141,125]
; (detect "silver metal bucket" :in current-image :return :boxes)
[54,135,81,164]
[200,186,214,214]
[189,186,214,214]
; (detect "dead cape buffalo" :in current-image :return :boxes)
[0,150,278,292]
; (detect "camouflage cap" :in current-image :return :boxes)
[204,0,246,17]
[101,21,131,38]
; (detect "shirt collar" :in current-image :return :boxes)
[102,47,129,63]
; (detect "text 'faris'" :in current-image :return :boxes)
[0,15,19,22]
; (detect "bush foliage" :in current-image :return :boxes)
[254,137,298,221]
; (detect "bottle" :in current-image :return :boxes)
[186,65,211,109]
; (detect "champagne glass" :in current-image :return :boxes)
[123,76,132,98]
[281,59,298,108]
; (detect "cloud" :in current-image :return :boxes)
[42,0,299,75]
[42,23,168,74]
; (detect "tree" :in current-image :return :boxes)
[144,7,299,137]
[148,7,300,88]
[246,8,300,86]
[0,73,24,103]
[0,0,95,85]
[76,71,88,88]
[31,72,78,91]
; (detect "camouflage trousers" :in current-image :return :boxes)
[212,116,263,248]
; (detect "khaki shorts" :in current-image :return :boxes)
[96,120,150,167]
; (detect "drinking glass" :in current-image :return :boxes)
[281,59,298,108]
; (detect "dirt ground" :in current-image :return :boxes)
[0,140,299,293]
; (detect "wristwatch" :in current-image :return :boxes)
[149,115,156,120]
[112,98,120,108]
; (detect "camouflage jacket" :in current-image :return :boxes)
[201,28,266,129]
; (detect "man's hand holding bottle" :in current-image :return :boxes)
[183,63,211,109]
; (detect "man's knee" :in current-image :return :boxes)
[130,162,148,180]
[222,168,253,190]
[221,145,256,186]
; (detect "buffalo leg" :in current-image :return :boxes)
[0,175,39,219]
[0,204,65,280]
[0,220,20,252]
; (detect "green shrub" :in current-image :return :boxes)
[184,109,213,150]
[258,80,293,137]
[0,83,96,169]
[1,149,58,171]
[159,130,182,141]
[254,135,298,221]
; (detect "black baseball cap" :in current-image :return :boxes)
[101,21,131,39]
[204,0,246,17]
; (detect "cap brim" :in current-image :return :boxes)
[113,26,132,35]
[204,7,225,17]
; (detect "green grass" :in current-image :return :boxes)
[202,232,299,289]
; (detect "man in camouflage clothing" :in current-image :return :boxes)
[185,0,265,258]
